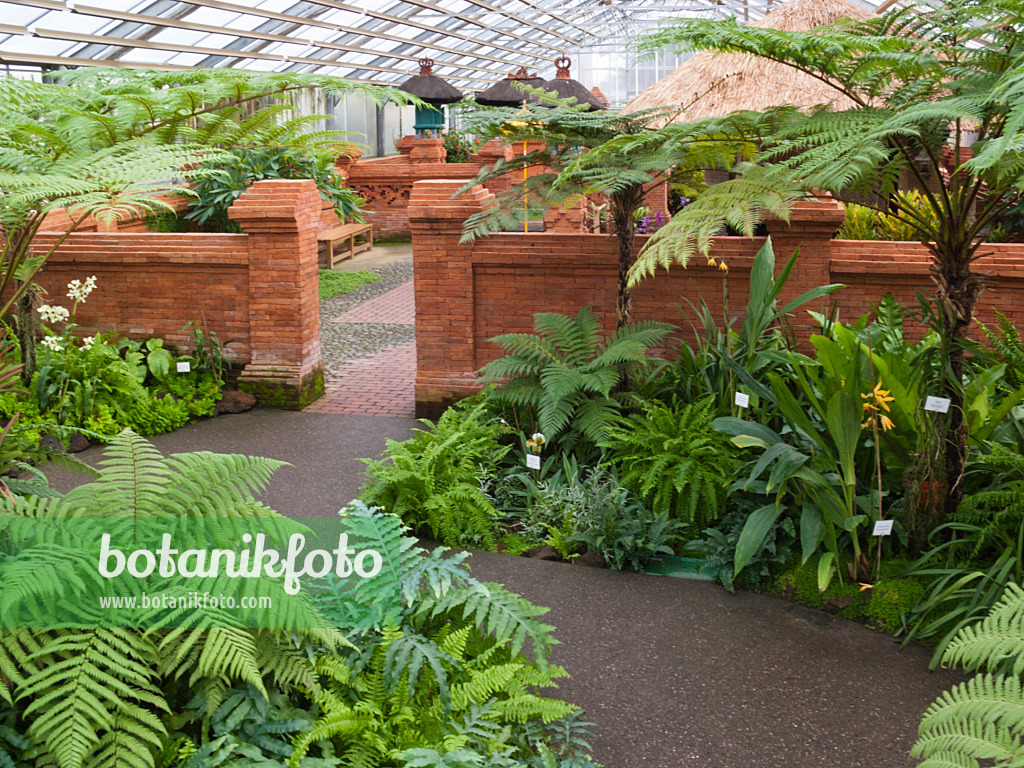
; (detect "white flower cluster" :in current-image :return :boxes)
[41,336,63,352]
[82,336,96,351]
[37,304,70,324]
[67,275,98,303]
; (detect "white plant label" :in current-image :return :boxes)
[872,520,894,536]
[734,392,750,408]
[924,396,951,413]
[526,453,541,470]
[176,361,191,373]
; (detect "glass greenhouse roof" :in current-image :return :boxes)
[0,0,884,88]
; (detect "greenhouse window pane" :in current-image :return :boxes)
[0,3,46,25]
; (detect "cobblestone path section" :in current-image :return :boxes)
[309,258,416,417]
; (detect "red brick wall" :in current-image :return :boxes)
[348,153,483,241]
[410,180,1024,415]
[28,232,251,357]
[28,180,324,409]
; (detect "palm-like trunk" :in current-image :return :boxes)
[933,239,985,519]
[612,186,646,329]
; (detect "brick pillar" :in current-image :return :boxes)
[408,179,495,418]
[228,179,325,409]
[764,197,845,312]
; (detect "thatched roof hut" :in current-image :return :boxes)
[623,0,875,125]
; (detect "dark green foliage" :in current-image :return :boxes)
[686,509,797,592]
[904,447,1024,665]
[600,397,739,528]
[360,400,510,549]
[143,208,191,233]
[20,336,220,439]
[0,445,593,768]
[180,321,232,386]
[185,147,365,232]
[479,307,671,451]
[524,466,682,572]
[912,582,1024,767]
[0,431,340,768]
[980,312,1024,390]
[318,269,382,300]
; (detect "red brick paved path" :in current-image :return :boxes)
[331,281,415,325]
[306,281,415,416]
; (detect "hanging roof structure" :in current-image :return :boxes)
[0,0,888,91]
[623,0,876,124]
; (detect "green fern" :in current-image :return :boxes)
[980,312,1024,390]
[600,397,739,527]
[480,306,671,450]
[912,583,1024,766]
[0,431,338,768]
[360,400,508,549]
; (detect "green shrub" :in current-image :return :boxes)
[360,400,509,549]
[523,465,683,571]
[836,191,941,242]
[0,436,595,767]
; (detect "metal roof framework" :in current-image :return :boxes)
[0,0,811,88]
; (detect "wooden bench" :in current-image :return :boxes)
[318,222,373,269]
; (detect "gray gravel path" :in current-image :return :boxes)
[319,257,414,378]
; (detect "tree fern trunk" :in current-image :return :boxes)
[935,243,984,520]
[16,284,37,386]
[612,187,645,330]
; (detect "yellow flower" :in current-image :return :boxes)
[879,414,895,432]
[718,261,729,272]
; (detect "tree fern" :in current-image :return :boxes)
[912,583,1024,766]
[0,431,337,768]
[480,306,671,450]
[631,0,1024,522]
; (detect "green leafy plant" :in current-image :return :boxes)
[837,192,942,242]
[479,306,672,451]
[686,508,797,593]
[904,446,1024,665]
[296,504,592,768]
[600,397,738,529]
[632,0,1024,521]
[911,582,1024,767]
[181,320,232,385]
[654,238,842,418]
[525,465,682,572]
[442,129,479,164]
[360,400,509,549]
[185,147,365,232]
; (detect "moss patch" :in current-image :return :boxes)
[773,556,921,634]
[239,366,324,410]
[319,269,382,300]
